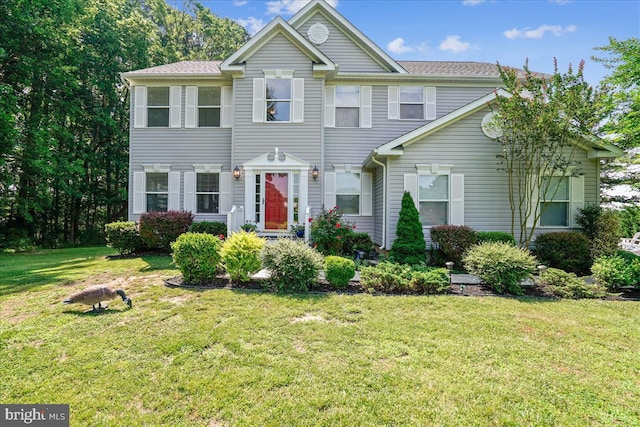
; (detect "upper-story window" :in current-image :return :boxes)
[324,85,372,128]
[388,86,436,120]
[252,71,304,123]
[266,78,292,122]
[147,87,170,127]
[336,86,360,128]
[198,87,221,127]
[133,86,181,128]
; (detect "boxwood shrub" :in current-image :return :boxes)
[539,267,608,299]
[324,256,356,289]
[105,221,142,255]
[534,231,591,275]
[359,262,449,294]
[189,221,227,238]
[430,225,478,269]
[476,231,516,246]
[171,232,222,285]
[591,251,640,290]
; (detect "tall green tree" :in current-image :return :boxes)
[593,37,640,204]
[390,192,426,265]
[493,60,601,247]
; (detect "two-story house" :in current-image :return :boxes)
[121,0,621,248]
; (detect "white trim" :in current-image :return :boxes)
[142,164,171,173]
[361,172,373,216]
[403,174,418,209]
[252,78,266,123]
[324,172,336,209]
[324,85,335,127]
[219,172,232,214]
[185,86,197,128]
[450,174,464,225]
[184,171,196,212]
[168,171,181,210]
[388,86,399,120]
[361,86,372,128]
[425,86,436,120]
[132,171,145,214]
[221,86,233,128]
[169,86,181,128]
[292,78,304,123]
[134,86,146,128]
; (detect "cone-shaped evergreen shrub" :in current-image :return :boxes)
[389,192,426,265]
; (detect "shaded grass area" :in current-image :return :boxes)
[1,248,639,426]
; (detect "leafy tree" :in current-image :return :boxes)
[493,60,601,247]
[389,192,426,265]
[592,37,640,204]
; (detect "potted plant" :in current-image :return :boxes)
[290,224,305,238]
[241,221,258,232]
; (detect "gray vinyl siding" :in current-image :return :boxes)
[296,14,389,73]
[324,86,496,167]
[128,86,232,221]
[232,33,323,209]
[385,108,600,246]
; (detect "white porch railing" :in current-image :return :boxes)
[226,205,244,236]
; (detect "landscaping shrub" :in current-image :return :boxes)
[310,207,354,256]
[615,204,640,238]
[534,231,590,275]
[139,210,194,252]
[171,232,222,284]
[220,231,265,283]
[591,251,640,290]
[430,225,478,269]
[105,221,142,255]
[343,232,375,258]
[539,267,608,299]
[576,204,602,241]
[476,231,516,246]
[590,210,621,260]
[189,221,227,238]
[389,192,426,265]
[324,256,356,289]
[463,242,537,295]
[261,239,324,293]
[359,262,449,294]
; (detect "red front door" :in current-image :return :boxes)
[264,173,288,230]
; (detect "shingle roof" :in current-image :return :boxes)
[126,61,222,75]
[398,61,502,76]
[124,59,530,79]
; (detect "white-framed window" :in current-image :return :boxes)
[388,86,436,120]
[418,174,449,226]
[196,173,220,213]
[147,87,170,127]
[252,71,303,123]
[197,87,221,127]
[132,166,179,214]
[336,171,361,215]
[145,172,168,212]
[535,174,584,228]
[266,78,292,122]
[336,86,360,128]
[324,166,372,216]
[133,86,181,128]
[404,164,464,226]
[324,85,372,128]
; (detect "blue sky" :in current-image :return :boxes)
[176,0,639,85]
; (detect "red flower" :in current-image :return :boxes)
[335,223,341,228]
[218,234,225,240]
[308,217,312,222]
[313,243,317,248]
[352,225,356,229]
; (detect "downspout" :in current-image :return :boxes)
[371,155,386,249]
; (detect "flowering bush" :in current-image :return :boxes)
[310,207,355,256]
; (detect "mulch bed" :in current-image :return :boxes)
[163,276,640,300]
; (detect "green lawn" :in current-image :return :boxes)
[1,248,639,426]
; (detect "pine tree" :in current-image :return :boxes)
[390,192,426,265]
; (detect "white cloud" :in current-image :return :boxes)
[266,0,338,15]
[236,17,267,35]
[233,0,248,5]
[504,24,577,39]
[439,35,471,53]
[387,38,415,54]
[462,0,485,5]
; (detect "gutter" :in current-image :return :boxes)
[371,155,386,250]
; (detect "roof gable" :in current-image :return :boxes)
[220,16,335,77]
[375,88,622,159]
[289,0,406,74]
